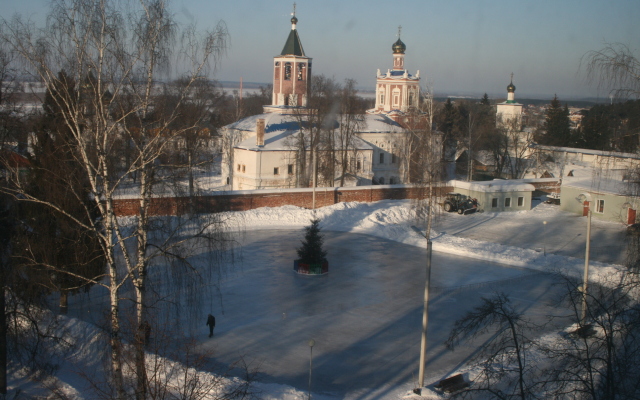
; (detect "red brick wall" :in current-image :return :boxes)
[112,185,453,216]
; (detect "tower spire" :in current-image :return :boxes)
[291,2,298,29]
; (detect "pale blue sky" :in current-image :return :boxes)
[4,0,639,99]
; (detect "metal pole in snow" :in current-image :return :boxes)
[543,221,547,256]
[312,151,317,210]
[581,210,592,324]
[418,240,432,389]
[308,339,315,400]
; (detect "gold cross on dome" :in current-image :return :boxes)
[292,2,296,17]
[397,25,402,38]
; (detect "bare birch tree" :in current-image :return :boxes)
[583,43,640,100]
[1,0,232,398]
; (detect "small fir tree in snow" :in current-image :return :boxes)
[297,219,327,264]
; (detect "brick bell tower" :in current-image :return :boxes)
[267,4,312,112]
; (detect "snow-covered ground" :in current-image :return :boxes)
[8,199,629,399]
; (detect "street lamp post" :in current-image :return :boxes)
[308,339,315,400]
[410,226,432,394]
[543,220,547,256]
[581,210,592,324]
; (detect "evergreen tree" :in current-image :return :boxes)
[437,98,457,136]
[537,95,571,146]
[297,219,327,264]
[480,93,490,106]
[13,71,104,314]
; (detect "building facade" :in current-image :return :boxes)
[368,29,421,119]
[221,13,427,190]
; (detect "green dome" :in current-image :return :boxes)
[392,38,406,54]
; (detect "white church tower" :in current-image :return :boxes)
[496,74,523,130]
[369,27,420,120]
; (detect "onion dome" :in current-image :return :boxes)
[392,38,406,54]
[291,15,298,25]
[507,77,516,93]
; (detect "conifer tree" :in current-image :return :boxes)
[480,93,490,106]
[297,219,327,264]
[537,94,571,147]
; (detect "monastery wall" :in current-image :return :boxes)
[112,185,453,216]
[111,180,560,217]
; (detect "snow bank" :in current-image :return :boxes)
[226,200,623,286]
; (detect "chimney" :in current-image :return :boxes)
[256,119,265,147]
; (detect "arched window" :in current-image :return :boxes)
[284,63,292,80]
[392,88,400,108]
[274,61,280,79]
[298,63,306,80]
[379,177,385,184]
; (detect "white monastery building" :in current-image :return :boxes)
[221,10,423,190]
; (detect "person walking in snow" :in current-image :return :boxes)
[206,314,216,337]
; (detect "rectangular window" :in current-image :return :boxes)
[237,164,241,172]
[596,199,605,213]
[505,197,511,207]
[492,198,498,208]
[392,154,397,164]
[517,196,524,207]
[242,165,245,173]
[288,164,294,175]
[379,153,384,164]
[357,160,361,171]
[274,167,279,175]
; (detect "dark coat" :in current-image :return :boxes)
[207,314,215,327]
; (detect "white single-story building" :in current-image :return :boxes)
[449,179,535,212]
[560,174,640,224]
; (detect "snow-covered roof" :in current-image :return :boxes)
[236,127,374,152]
[449,179,535,193]
[225,112,299,133]
[561,176,635,196]
[454,149,495,166]
[227,113,404,137]
[356,114,404,133]
[530,143,640,160]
